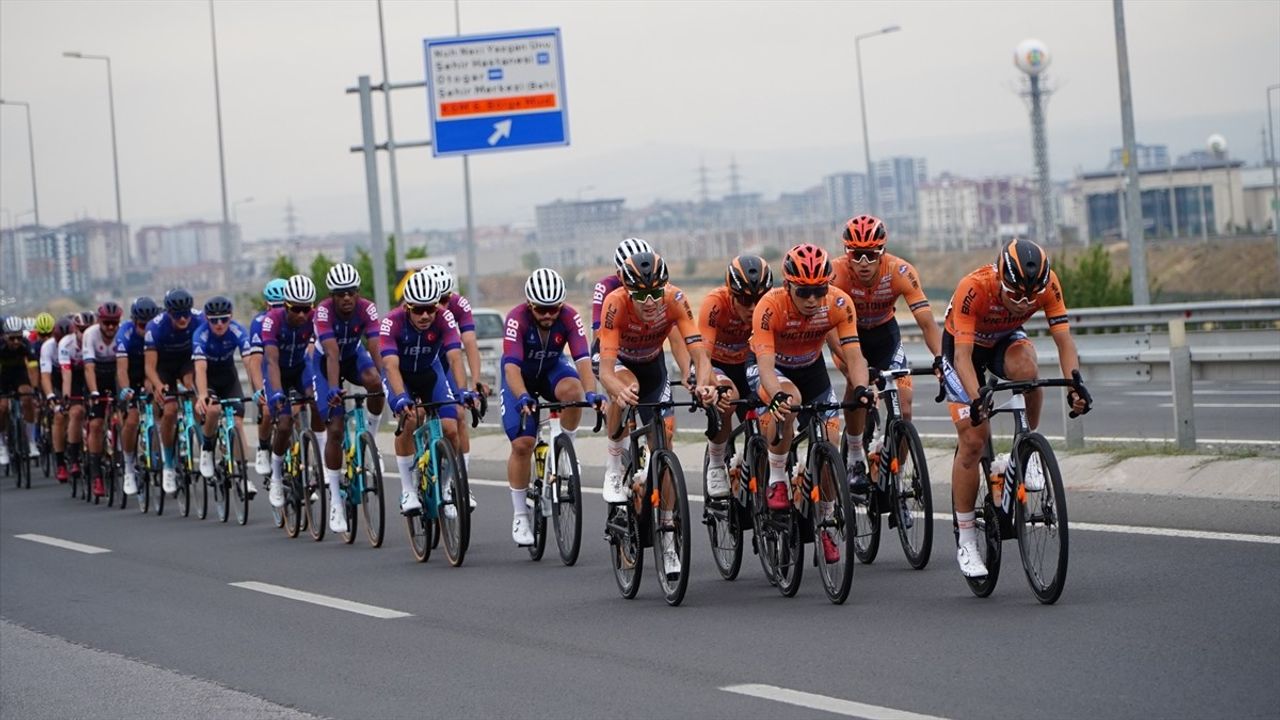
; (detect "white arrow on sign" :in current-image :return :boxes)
[487,119,512,146]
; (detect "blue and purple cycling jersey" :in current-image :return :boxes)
[260,307,314,370]
[378,307,460,375]
[113,322,145,362]
[193,320,251,366]
[314,296,379,360]
[144,312,205,362]
[591,275,621,331]
[443,294,475,334]
[501,303,590,376]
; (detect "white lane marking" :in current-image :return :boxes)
[1157,403,1280,409]
[914,432,1279,446]
[15,534,111,555]
[383,466,1280,545]
[1125,390,1280,397]
[722,684,949,720]
[229,581,411,619]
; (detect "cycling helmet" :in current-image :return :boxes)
[96,301,124,322]
[614,237,653,271]
[325,262,361,292]
[22,317,36,333]
[283,275,316,305]
[73,311,94,330]
[422,264,456,297]
[164,288,194,313]
[203,295,234,316]
[619,251,669,292]
[997,238,1051,298]
[34,313,55,335]
[726,255,773,301]
[263,278,287,306]
[53,316,73,340]
[402,270,437,305]
[131,296,160,323]
[842,214,887,251]
[524,268,566,306]
[782,244,833,286]
[1,316,22,334]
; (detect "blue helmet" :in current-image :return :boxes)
[263,278,287,307]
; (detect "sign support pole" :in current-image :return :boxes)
[357,75,392,314]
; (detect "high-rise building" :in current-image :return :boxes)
[874,157,928,238]
[1108,143,1170,171]
[25,230,89,298]
[824,172,868,223]
[534,198,626,267]
[918,175,981,251]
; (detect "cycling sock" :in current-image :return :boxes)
[367,410,383,436]
[463,452,470,473]
[26,421,37,443]
[606,437,625,474]
[396,455,415,496]
[315,430,327,451]
[845,433,865,467]
[767,451,787,485]
[707,440,727,465]
[324,467,343,503]
[271,452,285,482]
[511,488,527,514]
[68,443,82,465]
[956,510,977,545]
[87,453,101,481]
[162,445,175,469]
[56,451,66,468]
[203,433,216,452]
[561,427,577,442]
[124,453,136,474]
[258,438,270,451]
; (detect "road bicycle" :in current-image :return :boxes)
[133,391,161,514]
[2,391,35,490]
[604,380,718,606]
[37,397,54,479]
[524,400,602,565]
[753,398,859,604]
[959,370,1091,604]
[204,395,253,525]
[397,399,478,566]
[702,397,766,582]
[168,389,200,519]
[279,391,316,539]
[84,393,122,507]
[843,366,936,569]
[323,391,387,547]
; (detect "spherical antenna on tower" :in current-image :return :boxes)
[1207,133,1228,155]
[1014,38,1051,76]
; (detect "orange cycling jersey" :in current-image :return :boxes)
[699,286,754,365]
[831,252,931,329]
[944,264,1070,348]
[750,287,860,369]
[597,285,700,364]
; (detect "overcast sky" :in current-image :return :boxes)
[2,0,1277,243]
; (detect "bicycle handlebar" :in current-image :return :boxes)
[973,369,1092,426]
[393,398,481,436]
[532,400,606,434]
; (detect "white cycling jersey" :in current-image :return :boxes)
[39,337,58,375]
[81,324,117,367]
[57,334,83,369]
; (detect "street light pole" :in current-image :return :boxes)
[208,0,234,286]
[377,0,407,272]
[854,24,901,218]
[1111,0,1150,305]
[64,51,125,273]
[0,99,40,227]
[455,0,478,301]
[1267,85,1279,250]
[232,196,254,225]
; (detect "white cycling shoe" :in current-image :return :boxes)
[329,501,348,534]
[199,450,214,479]
[661,533,682,580]
[269,479,285,508]
[254,449,270,476]
[400,491,422,516]
[957,540,989,578]
[161,468,178,494]
[1023,453,1046,492]
[602,470,628,504]
[705,465,730,498]
[512,513,534,546]
[245,479,258,499]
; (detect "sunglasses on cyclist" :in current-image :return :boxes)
[1001,282,1042,306]
[732,293,764,307]
[286,303,313,315]
[629,288,664,302]
[206,315,231,325]
[849,248,883,265]
[331,289,357,299]
[408,303,437,316]
[530,303,562,316]
[791,284,829,300]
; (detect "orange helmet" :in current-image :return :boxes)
[842,214,887,251]
[782,244,833,286]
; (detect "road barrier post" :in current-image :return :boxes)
[1064,399,1085,450]
[1169,319,1197,451]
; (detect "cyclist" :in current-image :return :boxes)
[699,255,772,498]
[380,270,480,516]
[32,312,55,348]
[263,275,321,509]
[830,215,942,491]
[115,297,161,495]
[750,244,873,564]
[145,289,204,494]
[421,264,485,475]
[40,316,72,481]
[939,238,1089,578]
[193,295,256,497]
[82,302,125,498]
[591,237,693,388]
[0,315,40,467]
[59,312,95,483]
[247,278,287,476]
[311,262,385,533]
[500,268,602,546]
[597,251,716,577]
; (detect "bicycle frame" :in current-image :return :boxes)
[410,410,448,517]
[342,396,371,506]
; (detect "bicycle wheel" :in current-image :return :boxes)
[406,506,433,563]
[193,433,209,521]
[749,443,778,586]
[137,438,151,514]
[891,421,933,570]
[528,478,547,561]
[302,431,326,541]
[358,432,384,547]
[213,432,230,523]
[435,438,469,567]
[15,422,29,490]
[149,426,165,516]
[177,424,198,518]
[961,455,1002,598]
[608,501,645,600]
[1014,433,1069,604]
[283,441,303,538]
[703,446,743,581]
[812,441,855,604]
[551,433,582,566]
[651,449,692,606]
[843,432,881,565]
[230,432,248,526]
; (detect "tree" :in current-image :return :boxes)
[760,246,782,262]
[271,254,299,280]
[521,251,541,272]
[310,252,333,295]
[1054,245,1132,309]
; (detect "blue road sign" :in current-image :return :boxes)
[423,28,570,158]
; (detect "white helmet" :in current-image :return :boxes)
[325,262,361,292]
[3,316,24,333]
[22,317,36,332]
[614,237,653,270]
[422,264,455,296]
[524,268,566,305]
[402,270,437,305]
[283,274,316,304]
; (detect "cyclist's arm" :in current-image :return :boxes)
[383,354,407,399]
[61,365,73,397]
[194,358,210,400]
[562,307,596,395]
[321,338,341,388]
[144,349,162,392]
[85,364,99,395]
[116,355,130,393]
[913,307,942,358]
[596,296,628,398]
[41,372,54,397]
[668,326,692,382]
[749,298,783,400]
[445,347,467,390]
[1051,330,1080,380]
[264,346,283,396]
[831,293,867,391]
[461,329,482,390]
[669,289,703,384]
[364,332,384,374]
[1040,272,1077,380]
[503,362,529,400]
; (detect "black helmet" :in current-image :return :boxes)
[131,296,160,322]
[96,301,124,323]
[54,316,74,340]
[997,238,1051,298]
[203,295,233,316]
[726,255,773,301]
[619,251,669,292]
[73,311,94,330]
[164,288,194,313]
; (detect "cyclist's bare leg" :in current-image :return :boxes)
[123,407,139,455]
[553,376,585,431]
[710,376,737,446]
[1003,340,1041,428]
[951,416,987,514]
[508,436,534,491]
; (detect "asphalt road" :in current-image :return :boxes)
[2,459,1277,720]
